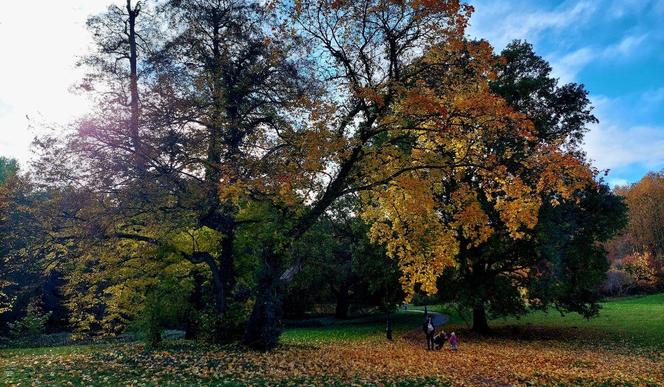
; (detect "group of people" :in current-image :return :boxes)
[423,315,458,351]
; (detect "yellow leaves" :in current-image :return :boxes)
[169,226,222,257]
[491,176,541,239]
[218,180,249,205]
[450,186,493,246]
[353,30,599,302]
[3,334,662,386]
[362,173,458,298]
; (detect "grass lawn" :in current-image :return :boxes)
[490,293,664,349]
[1,294,662,386]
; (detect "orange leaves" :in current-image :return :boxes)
[535,148,595,201]
[451,186,493,246]
[354,86,386,108]
[399,87,448,117]
[3,334,663,386]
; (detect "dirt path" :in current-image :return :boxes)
[401,309,450,344]
[405,308,449,326]
[429,312,448,326]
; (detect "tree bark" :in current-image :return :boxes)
[185,272,205,339]
[126,0,143,172]
[219,235,235,293]
[334,285,350,319]
[385,311,393,341]
[472,304,490,333]
[190,252,226,315]
[244,246,282,350]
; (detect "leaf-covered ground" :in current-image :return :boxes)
[2,294,663,386]
[2,333,662,386]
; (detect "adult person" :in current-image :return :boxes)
[423,315,435,350]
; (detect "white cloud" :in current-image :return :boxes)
[608,0,659,19]
[468,0,649,83]
[640,87,664,105]
[546,33,647,82]
[468,0,598,49]
[584,123,664,171]
[0,99,12,116]
[608,178,629,188]
[584,94,664,176]
[601,34,648,59]
[547,48,595,83]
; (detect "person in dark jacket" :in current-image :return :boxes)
[434,330,448,350]
[423,315,435,350]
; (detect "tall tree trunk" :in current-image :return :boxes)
[472,304,490,333]
[219,233,235,294]
[219,213,236,299]
[209,266,226,316]
[126,0,143,172]
[385,310,393,341]
[334,284,350,319]
[191,252,226,315]
[185,271,205,339]
[244,246,282,350]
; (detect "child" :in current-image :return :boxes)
[449,332,458,352]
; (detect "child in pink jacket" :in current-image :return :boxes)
[449,332,458,351]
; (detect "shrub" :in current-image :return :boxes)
[8,302,52,341]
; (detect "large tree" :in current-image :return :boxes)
[423,41,627,332]
[0,159,68,332]
[240,0,489,349]
[34,0,306,339]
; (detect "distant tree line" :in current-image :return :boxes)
[604,173,664,295]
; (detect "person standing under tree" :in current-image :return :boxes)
[423,315,435,350]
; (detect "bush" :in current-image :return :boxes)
[138,278,192,349]
[602,252,659,296]
[8,305,52,341]
[602,269,635,296]
[196,299,253,344]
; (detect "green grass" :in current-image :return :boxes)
[0,343,102,358]
[490,293,664,348]
[281,294,664,349]
[281,310,425,343]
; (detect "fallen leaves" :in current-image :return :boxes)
[1,332,662,386]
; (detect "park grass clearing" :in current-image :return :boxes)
[1,294,663,386]
[490,293,664,349]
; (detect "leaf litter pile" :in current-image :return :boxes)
[2,328,662,386]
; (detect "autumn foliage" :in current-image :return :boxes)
[0,0,631,355]
[2,333,662,386]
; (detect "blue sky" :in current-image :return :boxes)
[467,0,664,186]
